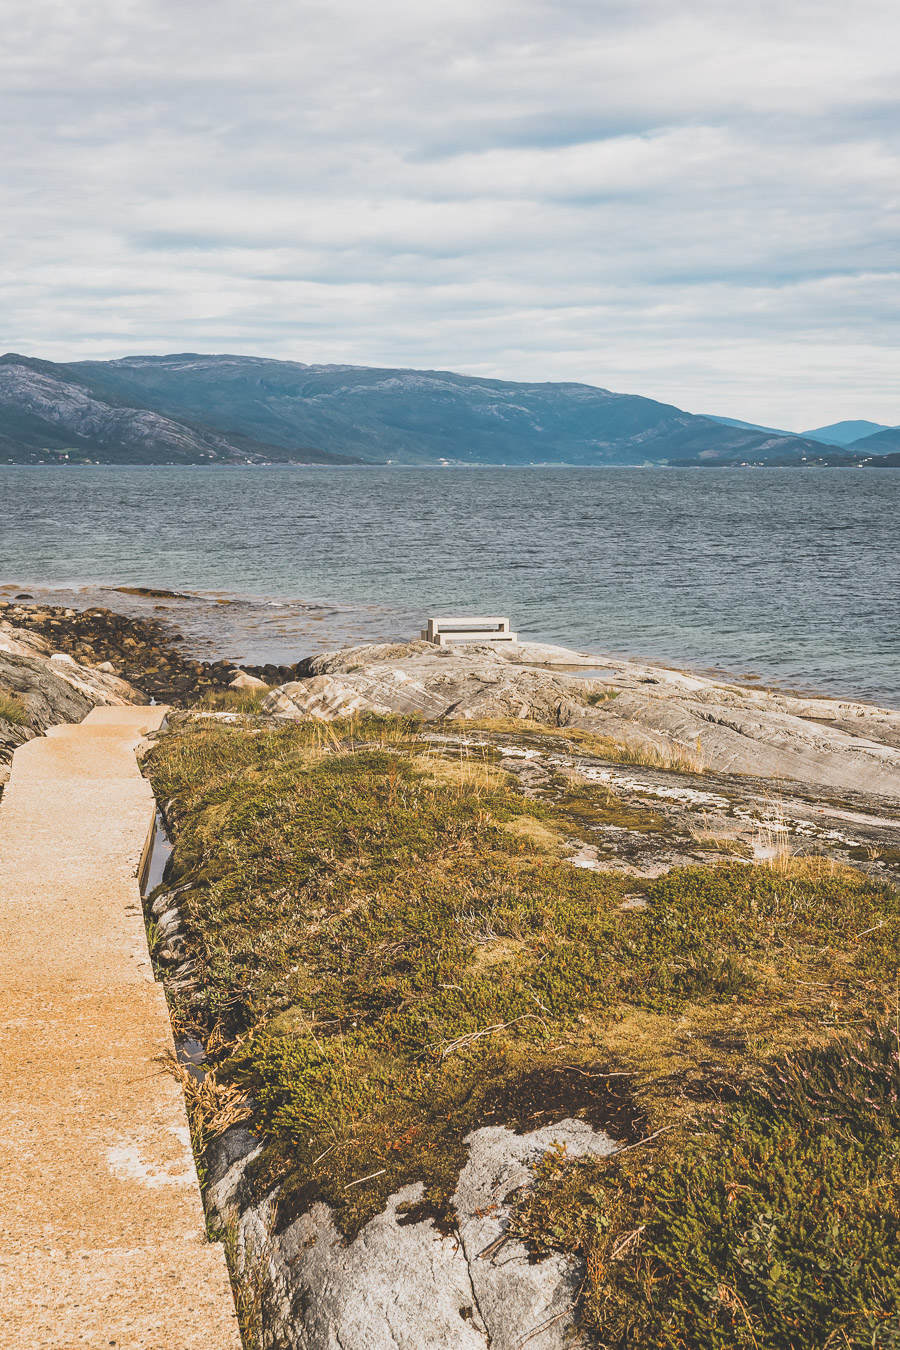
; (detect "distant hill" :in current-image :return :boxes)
[0,351,866,467]
[801,419,894,446]
[848,427,900,455]
[0,355,366,465]
[701,414,793,435]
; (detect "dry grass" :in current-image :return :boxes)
[765,853,867,883]
[196,687,271,714]
[501,815,567,853]
[221,1212,268,1350]
[180,1066,254,1143]
[412,749,507,796]
[459,717,707,774]
[687,817,753,858]
[619,737,706,775]
[743,802,865,882]
[0,690,28,725]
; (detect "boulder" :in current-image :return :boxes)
[229,671,269,691]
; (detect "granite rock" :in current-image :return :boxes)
[0,624,147,763]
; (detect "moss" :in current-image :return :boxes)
[145,714,900,1249]
[586,689,620,706]
[849,844,900,867]
[556,782,670,835]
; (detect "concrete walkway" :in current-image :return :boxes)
[0,706,242,1349]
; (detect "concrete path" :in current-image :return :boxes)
[0,706,242,1349]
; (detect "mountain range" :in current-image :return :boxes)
[0,351,896,468]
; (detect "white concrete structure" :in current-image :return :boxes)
[0,705,241,1349]
[421,616,517,646]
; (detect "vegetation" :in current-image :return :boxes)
[145,713,900,1345]
[512,1023,900,1347]
[195,686,271,714]
[0,690,28,725]
[461,715,707,773]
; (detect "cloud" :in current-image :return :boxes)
[1,0,899,426]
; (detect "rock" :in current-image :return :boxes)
[297,640,602,677]
[0,637,147,766]
[3,603,245,705]
[228,672,269,691]
[570,690,900,799]
[454,1119,616,1350]
[206,1118,617,1350]
[263,641,900,800]
[263,665,584,726]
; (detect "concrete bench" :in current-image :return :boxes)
[421,616,518,646]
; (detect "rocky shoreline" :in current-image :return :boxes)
[0,597,299,704]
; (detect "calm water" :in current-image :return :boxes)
[1,466,897,705]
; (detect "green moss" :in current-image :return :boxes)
[145,715,900,1248]
[556,781,670,835]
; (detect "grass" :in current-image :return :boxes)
[220,1212,268,1350]
[144,712,900,1343]
[0,690,28,725]
[195,687,272,714]
[586,688,621,706]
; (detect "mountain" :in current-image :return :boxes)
[859,450,900,466]
[0,355,366,465]
[801,419,894,446]
[0,351,862,467]
[847,427,900,455]
[701,414,793,435]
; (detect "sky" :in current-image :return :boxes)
[2,0,899,430]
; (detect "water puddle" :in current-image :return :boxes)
[141,810,174,897]
[139,813,208,1080]
[177,1037,207,1082]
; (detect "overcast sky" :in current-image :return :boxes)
[2,0,899,428]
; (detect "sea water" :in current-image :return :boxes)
[1,465,897,705]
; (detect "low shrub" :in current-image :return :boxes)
[512,1023,900,1348]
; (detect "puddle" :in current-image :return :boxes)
[141,810,174,898]
[177,1037,207,1082]
[566,668,627,681]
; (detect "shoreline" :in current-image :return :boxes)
[2,580,897,713]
